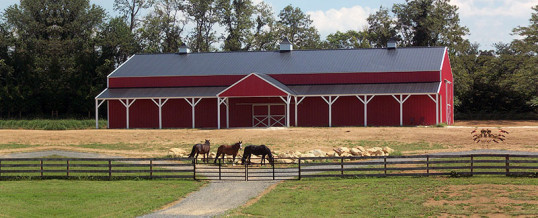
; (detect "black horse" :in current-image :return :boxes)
[188,139,211,163]
[241,145,274,166]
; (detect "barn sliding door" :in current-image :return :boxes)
[252,104,286,127]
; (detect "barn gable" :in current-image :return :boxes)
[218,73,294,97]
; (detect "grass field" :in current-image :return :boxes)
[0,119,107,130]
[0,179,205,217]
[232,177,538,217]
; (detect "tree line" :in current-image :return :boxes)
[0,0,536,119]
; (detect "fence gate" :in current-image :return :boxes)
[194,158,298,181]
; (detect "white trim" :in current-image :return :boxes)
[279,95,291,127]
[95,88,108,99]
[119,99,136,129]
[185,98,202,129]
[95,96,216,100]
[216,73,291,97]
[439,47,447,81]
[295,92,438,97]
[107,55,135,79]
[294,96,306,127]
[427,94,439,125]
[392,95,410,126]
[151,98,169,129]
[321,96,339,127]
[356,95,375,127]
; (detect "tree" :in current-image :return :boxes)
[186,0,219,52]
[114,0,154,32]
[216,0,256,51]
[366,7,398,48]
[323,30,371,49]
[244,2,279,51]
[4,0,106,117]
[277,5,321,49]
[512,5,538,55]
[392,0,469,49]
[138,0,187,53]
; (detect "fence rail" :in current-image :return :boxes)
[0,154,536,180]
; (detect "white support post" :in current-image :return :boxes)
[356,95,375,127]
[279,95,292,127]
[427,94,439,125]
[119,99,136,129]
[226,98,229,128]
[217,97,227,129]
[95,99,105,129]
[321,96,339,127]
[151,98,169,129]
[294,96,306,127]
[391,95,410,126]
[445,80,452,125]
[185,98,202,129]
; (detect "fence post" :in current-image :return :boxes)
[384,157,387,176]
[67,160,69,177]
[426,155,430,176]
[298,158,301,180]
[108,160,112,180]
[245,161,248,181]
[150,160,153,179]
[40,160,44,178]
[505,155,509,176]
[470,155,474,176]
[272,160,275,180]
[193,158,196,180]
[0,160,2,177]
[219,158,222,180]
[341,157,344,177]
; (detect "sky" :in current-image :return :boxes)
[1,0,537,50]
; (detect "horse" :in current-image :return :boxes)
[188,139,211,163]
[241,145,274,166]
[214,141,242,165]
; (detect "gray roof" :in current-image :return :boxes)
[96,87,226,99]
[96,82,440,99]
[289,82,441,96]
[109,47,446,78]
[250,73,296,95]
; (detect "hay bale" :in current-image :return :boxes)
[168,148,188,157]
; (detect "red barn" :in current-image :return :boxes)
[95,41,454,129]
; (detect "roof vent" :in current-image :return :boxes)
[179,43,190,54]
[387,37,397,49]
[280,38,293,52]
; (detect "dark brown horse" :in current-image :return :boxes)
[188,139,211,163]
[241,145,274,166]
[214,141,242,165]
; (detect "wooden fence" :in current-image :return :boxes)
[0,157,193,179]
[0,154,536,180]
[298,154,538,178]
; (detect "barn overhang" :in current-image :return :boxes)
[217,73,295,97]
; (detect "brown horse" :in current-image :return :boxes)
[188,139,211,163]
[214,141,242,165]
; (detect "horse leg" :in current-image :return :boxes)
[232,154,236,166]
[214,151,219,164]
[261,155,265,166]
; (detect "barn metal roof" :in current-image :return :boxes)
[95,87,227,99]
[289,82,441,96]
[109,47,446,78]
[96,82,440,100]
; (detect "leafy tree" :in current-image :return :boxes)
[114,0,154,32]
[216,0,256,51]
[392,0,469,49]
[244,2,279,51]
[138,0,187,53]
[323,30,371,49]
[4,0,106,117]
[512,5,538,55]
[366,7,398,48]
[277,5,321,49]
[186,0,219,52]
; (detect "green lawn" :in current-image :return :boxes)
[233,177,538,217]
[0,180,205,217]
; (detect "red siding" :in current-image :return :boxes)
[109,100,126,129]
[439,50,454,125]
[228,97,292,127]
[219,75,288,97]
[297,97,330,127]
[403,95,436,125]
[366,96,400,126]
[332,96,364,126]
[162,99,192,128]
[108,71,440,88]
[130,99,159,128]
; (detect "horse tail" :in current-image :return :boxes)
[188,145,196,158]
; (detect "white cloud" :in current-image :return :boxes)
[307,6,373,37]
[452,0,536,18]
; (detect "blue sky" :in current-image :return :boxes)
[1,0,536,50]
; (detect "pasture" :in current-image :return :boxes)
[0,120,536,216]
[232,177,538,217]
[0,120,536,157]
[0,180,204,217]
